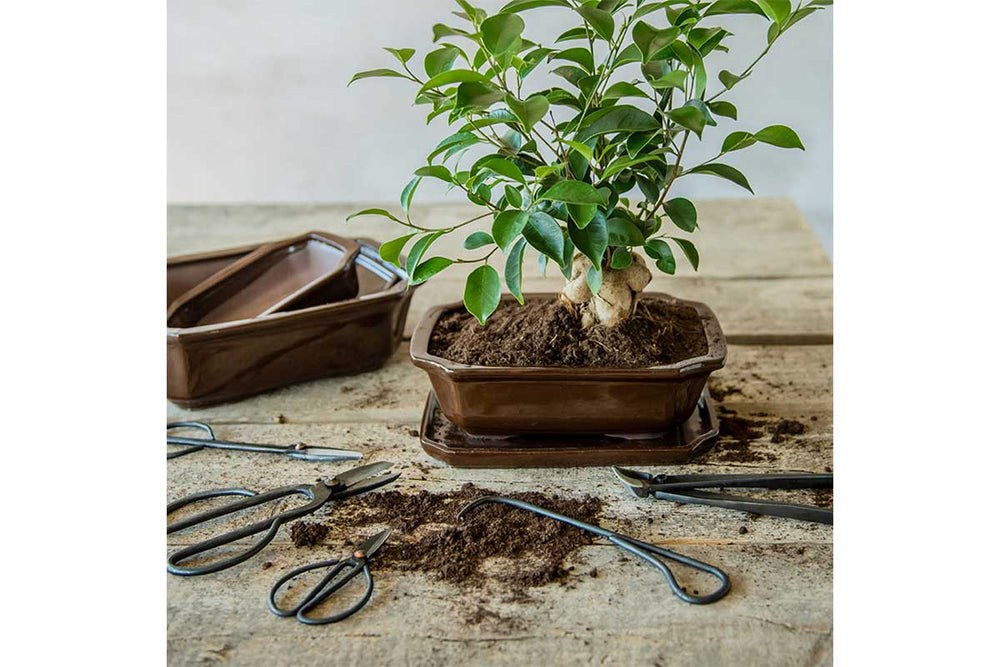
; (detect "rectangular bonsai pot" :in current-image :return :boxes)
[409,293,727,436]
[167,243,258,309]
[167,232,361,328]
[167,239,413,407]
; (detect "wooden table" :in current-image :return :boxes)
[167,199,832,666]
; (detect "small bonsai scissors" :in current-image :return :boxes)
[613,467,833,524]
[167,421,362,462]
[167,461,399,576]
[459,496,730,605]
[268,528,392,625]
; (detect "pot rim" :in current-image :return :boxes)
[409,292,726,380]
[167,241,414,344]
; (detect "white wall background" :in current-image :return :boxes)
[168,0,832,254]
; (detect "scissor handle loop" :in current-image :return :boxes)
[268,558,373,624]
[167,421,215,459]
[166,483,329,576]
[609,535,731,604]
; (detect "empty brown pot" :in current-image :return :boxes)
[409,293,727,436]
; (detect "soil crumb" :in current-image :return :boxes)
[771,419,806,443]
[289,521,330,547]
[428,298,708,368]
[812,488,834,508]
[709,381,744,401]
[714,414,777,463]
[322,483,602,594]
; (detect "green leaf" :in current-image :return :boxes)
[506,94,550,133]
[481,13,525,55]
[540,180,606,205]
[501,0,571,12]
[721,131,756,153]
[631,22,681,62]
[668,105,707,137]
[455,81,504,110]
[418,69,490,94]
[718,69,745,90]
[378,233,416,268]
[427,131,480,161]
[411,257,454,285]
[414,165,452,182]
[433,23,475,42]
[708,100,738,120]
[550,47,594,72]
[586,265,602,294]
[601,152,669,180]
[504,185,523,207]
[464,231,495,250]
[383,47,415,65]
[424,46,461,78]
[648,69,688,90]
[644,240,676,274]
[704,0,767,18]
[610,247,633,269]
[607,216,645,246]
[757,0,791,23]
[568,203,597,229]
[505,237,528,304]
[348,69,407,86]
[754,124,805,149]
[555,26,590,43]
[406,232,444,277]
[559,139,593,162]
[400,177,422,216]
[577,6,615,41]
[602,81,649,101]
[492,209,530,251]
[670,237,700,270]
[464,265,502,324]
[686,163,754,193]
[568,210,608,270]
[346,208,404,224]
[475,156,527,185]
[523,211,564,262]
[575,105,659,143]
[664,198,697,232]
[613,44,643,67]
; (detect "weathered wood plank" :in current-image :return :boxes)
[167,199,832,279]
[167,542,831,666]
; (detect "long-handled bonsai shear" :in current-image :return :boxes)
[167,421,362,462]
[613,467,833,524]
[167,461,399,575]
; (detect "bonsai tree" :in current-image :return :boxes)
[350,0,830,326]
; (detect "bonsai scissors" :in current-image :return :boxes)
[459,496,730,605]
[613,467,833,524]
[167,461,399,576]
[268,528,392,625]
[167,421,362,462]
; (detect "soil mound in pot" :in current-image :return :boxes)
[428,297,708,367]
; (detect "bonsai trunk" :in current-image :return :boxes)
[559,252,652,328]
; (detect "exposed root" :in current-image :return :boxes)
[559,253,652,328]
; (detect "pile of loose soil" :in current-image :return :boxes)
[312,484,603,594]
[428,298,708,367]
[770,418,807,443]
[289,521,329,547]
[714,413,777,463]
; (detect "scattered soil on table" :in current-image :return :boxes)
[714,414,777,463]
[428,298,708,367]
[319,484,603,596]
[289,521,330,547]
[709,381,745,401]
[771,419,807,443]
[811,488,834,508]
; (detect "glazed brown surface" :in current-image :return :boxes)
[429,298,708,368]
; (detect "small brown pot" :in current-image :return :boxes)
[409,293,727,436]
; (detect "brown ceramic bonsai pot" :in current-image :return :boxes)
[409,293,727,436]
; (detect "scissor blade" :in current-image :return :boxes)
[612,466,652,498]
[357,528,392,559]
[289,446,364,462]
[328,461,393,489]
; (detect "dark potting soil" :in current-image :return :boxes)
[770,418,807,443]
[428,298,708,367]
[313,484,603,594]
[289,521,330,547]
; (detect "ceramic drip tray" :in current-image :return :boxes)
[167,234,413,407]
[419,387,719,468]
[168,232,361,328]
